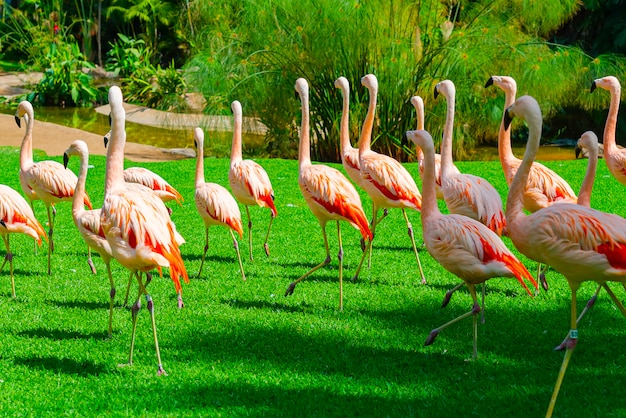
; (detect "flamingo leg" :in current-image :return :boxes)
[442,282,464,308]
[601,283,626,317]
[87,248,97,275]
[197,226,210,278]
[121,272,142,369]
[537,262,549,293]
[402,209,426,284]
[230,229,246,281]
[136,274,167,376]
[285,224,331,297]
[263,212,275,257]
[480,282,486,324]
[353,206,378,282]
[105,261,116,338]
[337,221,344,311]
[546,290,578,418]
[425,284,482,359]
[1,235,15,298]
[46,204,54,275]
[122,271,134,306]
[245,206,253,261]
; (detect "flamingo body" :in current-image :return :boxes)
[123,167,183,205]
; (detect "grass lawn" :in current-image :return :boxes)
[0,144,624,417]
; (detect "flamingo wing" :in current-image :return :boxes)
[76,208,112,259]
[0,185,46,243]
[425,215,536,293]
[517,162,578,211]
[195,183,244,238]
[606,151,626,186]
[29,161,92,209]
[124,167,183,204]
[299,165,372,240]
[360,152,421,210]
[229,160,277,216]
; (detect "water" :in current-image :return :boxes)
[1,105,579,161]
[0,105,267,158]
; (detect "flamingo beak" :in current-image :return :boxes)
[575,145,582,159]
[485,77,494,88]
[14,116,20,128]
[590,81,597,93]
[503,108,514,131]
[63,152,69,169]
[103,131,111,148]
[433,85,439,99]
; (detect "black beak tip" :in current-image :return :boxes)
[63,153,69,169]
[485,77,494,88]
[0,220,6,228]
[590,81,597,93]
[433,86,439,99]
[401,132,408,147]
[103,136,109,148]
[503,110,513,131]
[575,146,581,159]
[15,116,20,128]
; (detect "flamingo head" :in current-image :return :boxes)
[334,76,349,91]
[434,80,455,100]
[361,74,378,92]
[485,75,517,94]
[410,96,424,113]
[193,127,204,150]
[404,130,434,156]
[295,78,309,101]
[14,100,34,128]
[576,131,599,159]
[504,95,541,131]
[231,100,242,116]
[591,76,620,93]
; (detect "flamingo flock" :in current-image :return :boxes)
[2,74,626,417]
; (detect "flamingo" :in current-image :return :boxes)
[405,129,536,358]
[102,86,189,375]
[411,95,460,200]
[286,78,372,311]
[352,74,426,284]
[103,131,184,210]
[14,100,92,275]
[591,76,626,186]
[486,75,578,290]
[503,95,626,417]
[63,140,117,337]
[0,185,46,298]
[194,127,246,281]
[228,100,277,261]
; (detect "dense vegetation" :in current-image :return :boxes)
[1,0,626,161]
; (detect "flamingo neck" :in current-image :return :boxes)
[604,83,621,153]
[298,93,311,170]
[195,139,205,187]
[20,112,34,169]
[577,146,598,208]
[506,112,542,229]
[440,91,455,180]
[73,150,89,216]
[498,86,518,173]
[339,86,352,155]
[230,108,243,165]
[104,109,126,195]
[420,139,442,223]
[359,84,377,155]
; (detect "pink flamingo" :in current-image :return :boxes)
[228,100,277,261]
[194,127,246,281]
[411,95,460,200]
[286,78,372,311]
[503,95,626,417]
[0,184,46,298]
[591,76,626,186]
[63,140,118,337]
[406,129,536,358]
[487,75,578,290]
[102,86,189,375]
[14,101,92,275]
[352,74,426,284]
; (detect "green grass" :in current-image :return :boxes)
[0,146,625,417]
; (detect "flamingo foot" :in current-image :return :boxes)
[157,365,168,376]
[88,258,97,275]
[441,291,454,308]
[425,329,440,346]
[177,295,184,309]
[117,362,132,368]
[555,331,579,351]
[264,243,270,257]
[285,282,297,297]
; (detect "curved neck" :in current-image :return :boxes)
[420,140,442,222]
[359,84,377,154]
[604,83,621,153]
[440,91,455,180]
[230,107,243,165]
[339,86,352,154]
[415,100,425,162]
[298,92,311,170]
[195,138,205,187]
[20,112,34,169]
[73,150,89,215]
[104,108,126,195]
[506,114,542,227]
[577,146,598,208]
[498,86,517,169]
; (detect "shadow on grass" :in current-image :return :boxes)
[17,327,109,341]
[219,297,312,314]
[13,355,107,376]
[49,299,110,310]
